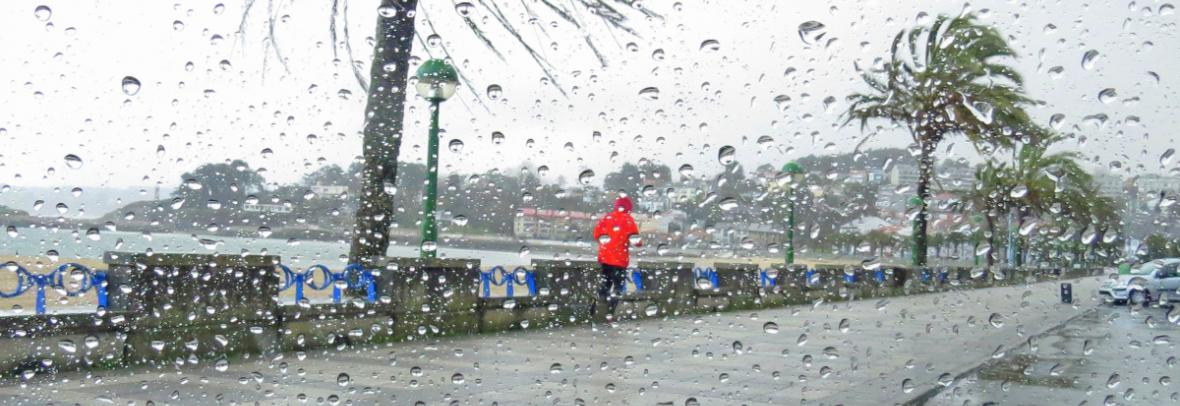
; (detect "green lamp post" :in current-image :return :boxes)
[414,59,459,259]
[908,195,926,267]
[781,162,805,265]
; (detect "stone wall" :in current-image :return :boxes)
[0,252,1101,379]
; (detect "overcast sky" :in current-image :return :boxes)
[1,0,1177,191]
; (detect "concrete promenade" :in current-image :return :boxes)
[0,277,1100,405]
[928,300,1178,405]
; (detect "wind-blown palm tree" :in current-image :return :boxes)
[240,0,655,263]
[845,14,1035,266]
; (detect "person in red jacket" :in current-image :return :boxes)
[590,196,641,318]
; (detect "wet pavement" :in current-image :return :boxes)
[0,277,1099,405]
[926,298,1180,405]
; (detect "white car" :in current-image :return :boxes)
[1099,258,1180,305]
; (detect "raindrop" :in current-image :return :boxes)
[491,131,505,144]
[717,197,739,211]
[763,322,779,334]
[699,39,720,52]
[1010,185,1028,198]
[33,5,51,22]
[1049,113,1065,129]
[336,372,350,386]
[717,146,736,165]
[172,20,185,31]
[1081,50,1099,70]
[773,95,792,112]
[638,87,660,101]
[486,84,503,100]
[578,170,595,185]
[121,76,141,96]
[651,48,665,61]
[1161,148,1175,167]
[1098,88,1118,104]
[678,164,694,178]
[448,139,464,153]
[451,373,464,384]
[63,154,82,169]
[798,21,827,45]
[455,2,475,16]
[58,340,77,354]
[988,313,1005,328]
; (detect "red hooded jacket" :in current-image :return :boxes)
[594,197,640,267]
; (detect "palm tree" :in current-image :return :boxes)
[845,14,1035,266]
[235,0,656,263]
[966,130,1120,266]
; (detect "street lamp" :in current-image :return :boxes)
[780,162,805,265]
[908,195,926,267]
[414,59,459,259]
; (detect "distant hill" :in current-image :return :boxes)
[0,186,170,219]
[0,204,29,218]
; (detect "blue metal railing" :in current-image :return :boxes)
[692,267,720,290]
[0,262,108,315]
[480,266,537,298]
[277,263,377,304]
[621,267,644,293]
[760,269,779,287]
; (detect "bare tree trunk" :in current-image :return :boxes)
[349,0,419,265]
[986,215,997,266]
[912,139,935,267]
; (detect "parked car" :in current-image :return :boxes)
[1099,258,1180,305]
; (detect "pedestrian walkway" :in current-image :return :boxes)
[927,300,1176,405]
[0,277,1100,405]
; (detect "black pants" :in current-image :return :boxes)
[591,263,627,316]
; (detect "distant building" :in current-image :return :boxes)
[1135,174,1180,195]
[889,164,920,187]
[513,208,594,241]
[244,203,292,214]
[310,184,349,197]
[1093,172,1125,197]
[937,165,975,190]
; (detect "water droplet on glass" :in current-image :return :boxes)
[1098,88,1118,104]
[763,322,779,334]
[678,164,694,178]
[638,86,660,101]
[63,154,82,169]
[336,372,350,386]
[455,2,475,16]
[718,197,739,211]
[451,373,465,384]
[988,313,1005,328]
[699,39,720,52]
[121,76,141,96]
[798,21,827,45]
[33,5,51,22]
[578,170,595,185]
[486,84,503,100]
[1081,50,1099,70]
[448,139,464,153]
[773,94,792,112]
[718,146,736,165]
